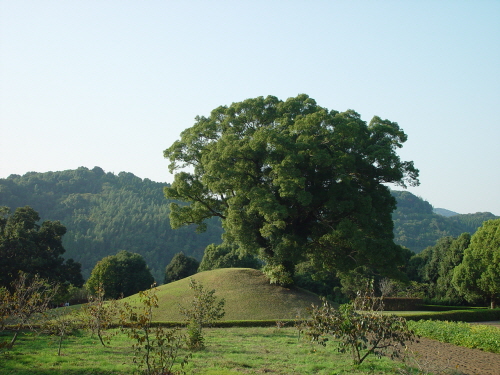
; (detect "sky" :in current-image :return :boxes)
[1,1,499,215]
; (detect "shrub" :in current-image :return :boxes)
[121,284,189,375]
[403,308,500,322]
[179,278,225,350]
[0,272,58,348]
[41,308,79,356]
[79,283,120,346]
[303,300,416,365]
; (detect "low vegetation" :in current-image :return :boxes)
[120,284,189,375]
[179,278,225,350]
[408,320,500,353]
[303,299,416,365]
[1,327,420,375]
[1,267,499,374]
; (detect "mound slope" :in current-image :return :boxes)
[124,268,322,321]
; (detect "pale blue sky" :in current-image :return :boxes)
[1,1,499,215]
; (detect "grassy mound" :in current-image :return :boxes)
[122,268,323,321]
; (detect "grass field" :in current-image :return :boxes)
[0,327,415,375]
[3,268,498,374]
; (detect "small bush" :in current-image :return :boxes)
[303,300,416,365]
[121,284,189,375]
[179,278,225,350]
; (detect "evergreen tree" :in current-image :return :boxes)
[0,206,83,289]
[86,250,154,299]
[164,252,199,283]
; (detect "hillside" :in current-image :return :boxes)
[391,190,498,253]
[433,208,459,217]
[0,167,497,280]
[0,167,222,281]
[122,268,323,321]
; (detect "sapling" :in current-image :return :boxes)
[304,298,416,365]
[121,284,189,375]
[179,278,225,350]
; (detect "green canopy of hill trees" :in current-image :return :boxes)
[391,190,497,252]
[0,167,222,281]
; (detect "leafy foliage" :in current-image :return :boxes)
[120,284,189,375]
[303,299,415,365]
[164,94,419,285]
[164,252,199,284]
[41,307,79,356]
[0,206,83,288]
[198,243,261,272]
[0,272,58,348]
[453,218,500,308]
[391,190,498,253]
[1,168,496,286]
[79,283,120,346]
[85,250,154,299]
[408,320,500,353]
[179,278,225,350]
[407,233,470,305]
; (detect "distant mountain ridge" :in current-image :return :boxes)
[391,190,498,253]
[1,167,497,280]
[433,208,460,217]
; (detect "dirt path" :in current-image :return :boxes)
[403,335,500,375]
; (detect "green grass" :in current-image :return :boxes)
[122,268,324,321]
[408,320,500,353]
[0,327,413,374]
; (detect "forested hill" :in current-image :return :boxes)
[0,167,222,281]
[0,167,497,281]
[391,190,498,253]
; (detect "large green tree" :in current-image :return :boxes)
[164,95,419,285]
[0,206,83,289]
[86,250,154,299]
[453,219,500,309]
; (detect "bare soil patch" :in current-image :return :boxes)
[404,335,500,375]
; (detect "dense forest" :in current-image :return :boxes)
[0,167,222,281]
[0,167,496,281]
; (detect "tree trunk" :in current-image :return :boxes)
[490,295,497,309]
[9,330,19,348]
[58,334,63,356]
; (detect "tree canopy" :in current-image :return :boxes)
[198,243,261,272]
[407,233,470,304]
[164,94,419,285]
[86,250,154,299]
[0,206,83,289]
[453,218,500,308]
[164,252,199,283]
